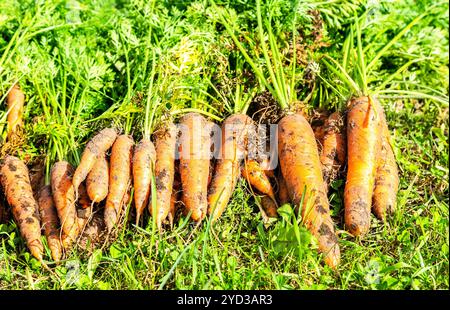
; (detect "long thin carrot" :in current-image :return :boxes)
[344,96,380,236]
[72,128,117,192]
[320,112,346,188]
[152,122,177,230]
[6,84,24,140]
[278,113,340,269]
[37,185,62,262]
[132,138,156,225]
[104,135,134,233]
[0,156,43,260]
[179,113,210,222]
[51,161,78,249]
[208,114,254,223]
[86,154,109,203]
[372,99,399,220]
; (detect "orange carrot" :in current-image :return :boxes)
[51,161,78,249]
[86,154,109,203]
[278,113,340,269]
[260,157,275,178]
[344,96,380,236]
[104,135,134,233]
[72,128,117,191]
[6,84,24,140]
[132,138,156,225]
[37,185,62,262]
[208,114,254,222]
[242,159,275,201]
[372,99,399,220]
[0,156,43,260]
[168,174,181,228]
[76,182,92,232]
[179,113,210,222]
[152,123,177,230]
[320,112,346,187]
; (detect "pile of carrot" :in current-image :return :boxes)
[0,101,399,269]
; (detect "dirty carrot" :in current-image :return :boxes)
[0,156,43,260]
[6,83,25,140]
[86,154,109,203]
[242,159,276,201]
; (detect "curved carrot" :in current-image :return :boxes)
[73,128,117,191]
[0,156,43,260]
[104,135,134,233]
[51,161,78,249]
[372,99,399,220]
[208,114,254,223]
[151,123,177,230]
[242,159,275,201]
[6,84,24,140]
[278,113,340,269]
[179,113,210,222]
[86,155,109,203]
[344,96,380,236]
[37,185,62,262]
[133,138,156,225]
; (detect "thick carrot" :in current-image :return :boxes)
[37,185,62,262]
[104,135,133,233]
[132,138,156,225]
[6,84,24,140]
[152,123,177,230]
[278,113,340,269]
[344,96,380,236]
[208,114,254,222]
[277,174,290,205]
[72,128,117,191]
[179,113,210,222]
[0,156,43,260]
[320,112,346,186]
[86,155,109,203]
[51,161,78,249]
[372,99,399,220]
[242,159,275,201]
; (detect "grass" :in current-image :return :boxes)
[0,0,448,289]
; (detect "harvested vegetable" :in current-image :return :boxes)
[0,156,43,260]
[278,113,340,268]
[179,113,210,222]
[242,159,276,201]
[133,138,156,225]
[6,84,24,140]
[37,185,62,261]
[86,154,109,203]
[104,135,134,233]
[344,97,380,236]
[51,161,78,249]
[208,114,254,222]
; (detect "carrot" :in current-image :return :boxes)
[260,157,275,178]
[277,174,290,205]
[51,161,78,249]
[260,195,278,218]
[278,113,340,269]
[6,84,25,140]
[152,123,177,230]
[208,114,254,222]
[320,112,346,187]
[344,96,380,236]
[132,138,156,225]
[0,156,43,260]
[86,154,109,203]
[242,159,276,201]
[168,175,181,227]
[179,113,210,222]
[72,128,117,192]
[37,185,62,262]
[103,135,133,233]
[372,99,399,220]
[76,182,92,231]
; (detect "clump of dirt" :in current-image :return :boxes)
[248,91,284,125]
